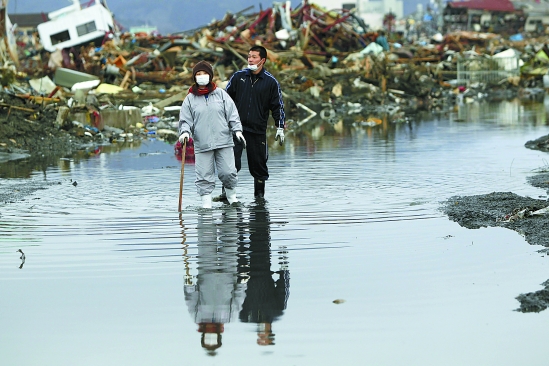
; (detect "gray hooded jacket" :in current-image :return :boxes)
[178,88,242,153]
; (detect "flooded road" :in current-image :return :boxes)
[2,99,549,365]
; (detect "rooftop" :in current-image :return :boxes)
[447,0,515,12]
[9,13,47,28]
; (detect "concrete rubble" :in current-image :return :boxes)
[1,0,549,155]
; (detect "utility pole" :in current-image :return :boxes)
[437,0,444,32]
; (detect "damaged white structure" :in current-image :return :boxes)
[37,0,117,52]
[308,0,404,30]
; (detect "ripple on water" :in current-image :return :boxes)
[2,104,549,364]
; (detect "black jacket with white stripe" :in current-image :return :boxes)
[226,68,285,134]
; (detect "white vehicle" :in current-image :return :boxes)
[37,0,117,52]
[524,15,549,33]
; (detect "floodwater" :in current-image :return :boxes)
[2,99,549,365]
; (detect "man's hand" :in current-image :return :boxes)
[275,128,285,145]
[179,132,190,144]
[235,131,246,149]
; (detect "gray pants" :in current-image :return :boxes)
[195,147,237,196]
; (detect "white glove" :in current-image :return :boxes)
[275,127,285,145]
[179,132,189,144]
[235,131,246,149]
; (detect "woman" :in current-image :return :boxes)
[178,61,246,208]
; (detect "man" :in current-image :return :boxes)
[375,30,390,51]
[216,45,285,200]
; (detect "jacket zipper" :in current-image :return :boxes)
[247,76,259,123]
[205,94,213,149]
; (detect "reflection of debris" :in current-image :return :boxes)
[353,117,383,127]
[515,279,549,313]
[526,134,549,152]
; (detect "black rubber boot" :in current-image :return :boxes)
[254,179,265,198]
[212,186,228,202]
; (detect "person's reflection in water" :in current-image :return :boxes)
[238,203,290,346]
[185,210,246,356]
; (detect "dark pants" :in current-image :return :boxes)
[233,131,269,181]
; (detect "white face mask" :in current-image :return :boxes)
[196,74,210,86]
[247,60,263,71]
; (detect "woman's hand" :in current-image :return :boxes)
[179,132,190,144]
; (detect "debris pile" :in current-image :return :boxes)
[497,206,549,223]
[2,1,549,156]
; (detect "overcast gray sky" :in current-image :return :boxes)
[8,0,425,35]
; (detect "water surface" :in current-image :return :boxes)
[2,99,549,365]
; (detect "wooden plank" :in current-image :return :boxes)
[119,71,132,89]
[15,94,61,103]
[154,90,187,109]
[397,57,441,63]
[0,103,36,113]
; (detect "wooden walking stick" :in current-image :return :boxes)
[178,140,187,212]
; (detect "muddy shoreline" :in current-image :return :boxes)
[441,134,549,313]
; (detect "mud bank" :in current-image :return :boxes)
[0,93,92,163]
[441,135,549,313]
[0,179,64,206]
[442,191,549,247]
[442,192,549,313]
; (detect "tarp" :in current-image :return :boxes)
[447,0,515,12]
